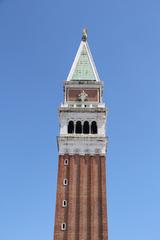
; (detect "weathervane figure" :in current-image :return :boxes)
[82,28,88,41]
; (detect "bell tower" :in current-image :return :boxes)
[54,29,108,240]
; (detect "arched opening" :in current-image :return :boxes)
[63,178,68,186]
[91,121,97,134]
[62,200,67,207]
[68,121,74,134]
[64,159,69,166]
[75,121,82,134]
[61,223,67,231]
[83,121,89,134]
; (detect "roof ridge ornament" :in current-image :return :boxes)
[82,28,88,42]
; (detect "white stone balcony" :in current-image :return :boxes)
[60,102,105,109]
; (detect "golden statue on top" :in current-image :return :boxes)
[82,28,88,41]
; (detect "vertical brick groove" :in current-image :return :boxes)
[75,155,80,240]
[101,156,108,239]
[98,155,103,239]
[79,156,88,240]
[87,155,91,240]
[91,156,99,240]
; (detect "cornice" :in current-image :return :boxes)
[57,136,108,156]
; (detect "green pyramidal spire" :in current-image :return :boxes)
[67,29,100,82]
[71,45,96,80]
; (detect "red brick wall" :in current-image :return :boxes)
[53,154,108,240]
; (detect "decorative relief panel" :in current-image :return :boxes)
[66,88,99,102]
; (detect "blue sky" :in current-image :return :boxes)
[0,0,160,239]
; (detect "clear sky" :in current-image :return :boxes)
[0,0,160,239]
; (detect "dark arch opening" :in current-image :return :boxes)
[91,121,97,134]
[68,121,74,134]
[76,121,82,134]
[83,121,89,134]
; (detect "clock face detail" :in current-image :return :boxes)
[78,90,88,102]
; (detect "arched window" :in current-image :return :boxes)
[68,121,74,134]
[75,121,82,134]
[62,200,67,207]
[91,121,97,134]
[83,121,89,134]
[63,178,68,186]
[61,223,67,231]
[64,159,69,166]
